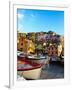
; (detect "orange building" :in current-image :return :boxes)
[48,44,62,57]
[17,36,28,53]
[17,36,35,54]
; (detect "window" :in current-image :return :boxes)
[55,47,57,49]
[52,47,53,50]
[56,51,57,54]
[48,48,50,50]
[52,52,54,55]
[21,43,23,46]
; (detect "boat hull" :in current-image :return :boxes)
[17,67,42,79]
[17,60,42,80]
[26,56,50,65]
[31,59,48,64]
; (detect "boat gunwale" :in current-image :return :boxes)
[17,60,43,71]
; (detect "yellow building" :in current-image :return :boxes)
[60,36,64,48]
[48,44,62,57]
[17,36,28,53]
[27,40,35,54]
[17,36,35,54]
[17,31,26,44]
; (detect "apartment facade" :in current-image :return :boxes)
[17,36,35,54]
[17,36,28,53]
[48,44,62,57]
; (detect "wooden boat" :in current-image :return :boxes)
[17,60,42,80]
[27,55,49,65]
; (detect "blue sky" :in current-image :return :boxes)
[17,9,64,35]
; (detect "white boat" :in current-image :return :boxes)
[27,55,49,65]
[17,51,25,58]
[17,60,42,80]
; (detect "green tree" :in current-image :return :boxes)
[36,44,43,50]
[29,33,36,42]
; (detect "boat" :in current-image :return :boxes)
[27,55,49,65]
[61,56,64,64]
[17,51,25,58]
[17,60,42,80]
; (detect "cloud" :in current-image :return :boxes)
[18,24,24,32]
[17,13,24,19]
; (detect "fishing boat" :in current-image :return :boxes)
[27,55,49,65]
[17,60,42,80]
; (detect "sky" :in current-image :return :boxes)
[17,9,64,35]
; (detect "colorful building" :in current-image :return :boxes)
[27,40,35,54]
[17,36,35,54]
[17,36,28,53]
[48,44,62,57]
